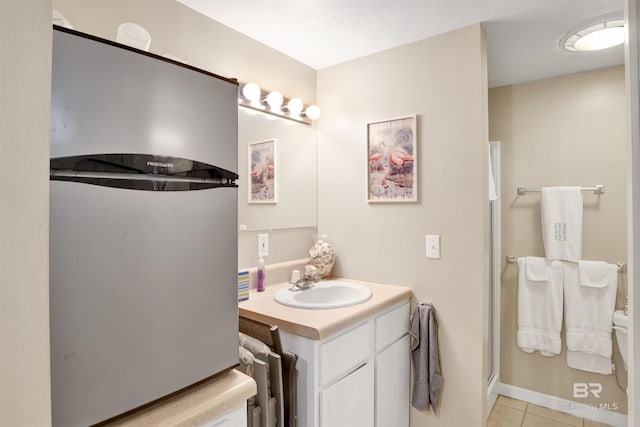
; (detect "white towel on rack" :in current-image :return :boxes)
[517,257,564,356]
[578,260,610,288]
[541,187,583,262]
[563,261,618,375]
[525,256,550,282]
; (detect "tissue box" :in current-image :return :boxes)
[238,270,250,302]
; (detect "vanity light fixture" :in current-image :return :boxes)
[304,105,321,120]
[561,17,625,52]
[241,82,262,109]
[239,82,320,125]
[286,98,304,118]
[266,91,284,111]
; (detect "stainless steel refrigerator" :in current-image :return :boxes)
[49,26,239,427]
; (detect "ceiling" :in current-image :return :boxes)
[176,0,625,88]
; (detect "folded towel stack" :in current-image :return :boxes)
[517,257,564,356]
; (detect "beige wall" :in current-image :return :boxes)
[489,66,628,413]
[317,24,490,426]
[0,0,53,426]
[238,227,316,270]
[53,0,316,103]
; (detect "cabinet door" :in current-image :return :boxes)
[320,363,374,427]
[375,335,410,427]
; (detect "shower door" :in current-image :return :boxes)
[487,142,501,416]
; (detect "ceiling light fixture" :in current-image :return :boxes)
[561,18,625,52]
[238,82,320,124]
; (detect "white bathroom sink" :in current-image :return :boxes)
[274,280,372,309]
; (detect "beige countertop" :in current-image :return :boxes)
[105,369,256,426]
[239,277,413,340]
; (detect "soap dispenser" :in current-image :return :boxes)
[257,257,265,292]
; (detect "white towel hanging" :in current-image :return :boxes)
[564,261,618,374]
[517,257,564,356]
[541,186,583,262]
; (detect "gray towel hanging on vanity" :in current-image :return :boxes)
[409,301,442,414]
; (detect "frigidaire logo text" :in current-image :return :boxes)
[147,161,173,168]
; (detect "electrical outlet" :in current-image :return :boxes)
[426,235,441,259]
[258,233,269,257]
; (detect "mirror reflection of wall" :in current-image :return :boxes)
[237,108,318,268]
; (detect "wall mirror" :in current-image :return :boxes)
[237,108,318,231]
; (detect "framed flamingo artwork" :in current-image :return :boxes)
[248,139,277,203]
[367,115,417,202]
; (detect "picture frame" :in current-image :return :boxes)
[367,115,417,202]
[248,139,277,203]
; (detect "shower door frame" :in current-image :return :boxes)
[626,0,640,423]
[487,142,501,416]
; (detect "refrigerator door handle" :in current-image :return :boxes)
[50,153,238,191]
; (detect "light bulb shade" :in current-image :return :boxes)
[242,82,261,101]
[574,26,624,51]
[287,98,304,115]
[561,18,625,52]
[304,105,321,120]
[266,91,284,109]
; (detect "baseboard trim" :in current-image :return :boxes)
[499,383,628,427]
[487,375,500,417]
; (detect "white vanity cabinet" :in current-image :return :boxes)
[280,300,410,427]
[374,302,411,427]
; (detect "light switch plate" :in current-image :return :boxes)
[258,233,269,257]
[426,235,440,259]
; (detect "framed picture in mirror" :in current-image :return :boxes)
[367,115,417,202]
[248,139,277,203]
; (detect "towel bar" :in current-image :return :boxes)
[517,184,604,196]
[505,255,626,272]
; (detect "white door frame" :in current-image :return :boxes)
[487,142,501,416]
[626,0,639,425]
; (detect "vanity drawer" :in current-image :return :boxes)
[375,301,409,352]
[320,321,371,385]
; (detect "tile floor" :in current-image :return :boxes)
[488,395,612,427]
